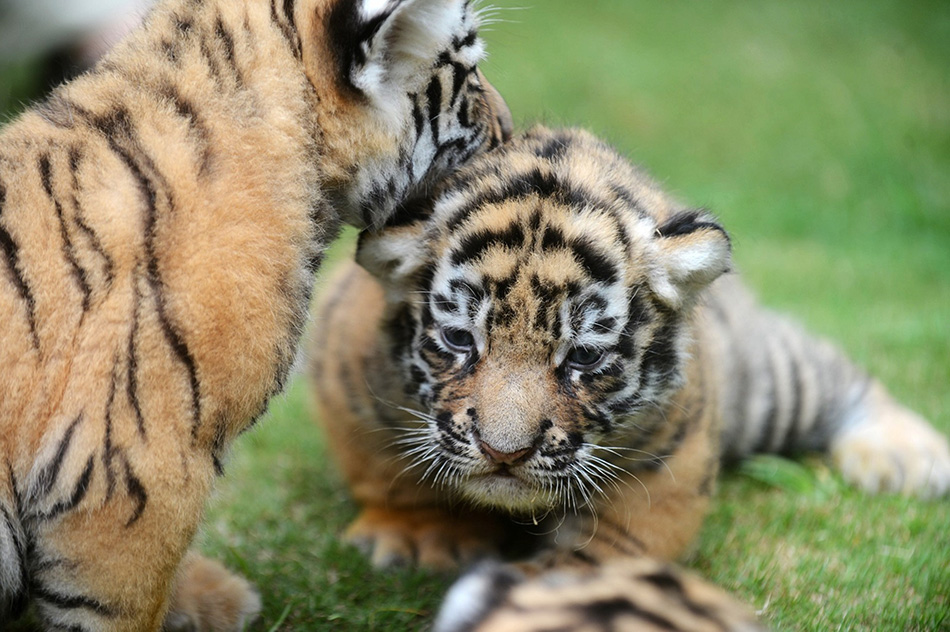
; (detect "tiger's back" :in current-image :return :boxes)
[0,0,510,629]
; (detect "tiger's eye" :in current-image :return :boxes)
[441,327,475,352]
[567,346,604,370]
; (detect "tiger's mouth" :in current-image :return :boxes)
[489,464,516,478]
[458,468,556,512]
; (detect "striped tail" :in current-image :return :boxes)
[706,276,950,497]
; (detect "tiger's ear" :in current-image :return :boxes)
[648,210,732,310]
[329,0,479,100]
[356,219,430,298]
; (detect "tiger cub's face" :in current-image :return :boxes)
[359,128,731,512]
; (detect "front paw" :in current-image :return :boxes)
[163,553,261,632]
[832,395,950,498]
[345,506,503,571]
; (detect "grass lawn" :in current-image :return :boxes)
[3,0,948,630]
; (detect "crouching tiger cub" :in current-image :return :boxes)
[0,0,510,629]
[308,126,950,624]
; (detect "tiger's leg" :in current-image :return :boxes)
[711,277,950,497]
[163,552,261,632]
[28,483,201,631]
[25,444,256,632]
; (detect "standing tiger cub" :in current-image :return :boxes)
[0,0,510,629]
[308,126,949,624]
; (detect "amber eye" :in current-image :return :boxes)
[441,327,475,352]
[566,346,604,370]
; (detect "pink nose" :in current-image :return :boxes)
[478,440,535,465]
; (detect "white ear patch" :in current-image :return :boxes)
[649,212,732,310]
[359,0,397,19]
[356,224,430,293]
[351,0,474,104]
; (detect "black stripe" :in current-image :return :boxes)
[160,83,212,173]
[41,154,93,313]
[539,134,569,161]
[175,14,193,34]
[581,404,612,435]
[656,209,729,243]
[214,16,243,85]
[540,225,618,284]
[44,456,94,520]
[327,0,391,91]
[33,585,118,617]
[425,75,443,144]
[642,569,722,620]
[127,275,147,436]
[211,428,226,476]
[446,58,472,108]
[639,313,680,390]
[593,317,617,334]
[199,37,225,83]
[450,223,524,266]
[84,109,203,437]
[575,597,679,630]
[753,343,780,454]
[69,149,116,290]
[0,503,29,618]
[122,457,148,527]
[419,333,455,365]
[160,38,181,63]
[103,358,120,498]
[33,415,83,501]
[448,163,619,231]
[272,0,302,59]
[608,182,645,217]
[569,238,618,284]
[780,347,805,454]
[435,411,468,446]
[452,29,477,51]
[0,176,41,349]
[596,518,648,555]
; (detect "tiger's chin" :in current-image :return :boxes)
[457,473,557,513]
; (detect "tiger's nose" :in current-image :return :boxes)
[477,440,535,465]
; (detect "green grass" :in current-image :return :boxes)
[3,0,949,629]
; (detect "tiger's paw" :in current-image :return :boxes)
[433,559,767,632]
[163,553,261,632]
[832,389,950,498]
[345,506,503,571]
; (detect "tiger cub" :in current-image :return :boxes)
[0,0,510,629]
[307,126,949,613]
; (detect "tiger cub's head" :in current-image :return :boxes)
[315,0,512,227]
[358,127,731,512]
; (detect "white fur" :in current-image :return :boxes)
[352,0,475,123]
[432,568,495,632]
[651,229,731,310]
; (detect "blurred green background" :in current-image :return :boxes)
[2,0,948,630]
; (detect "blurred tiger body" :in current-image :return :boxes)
[433,559,765,632]
[309,126,949,582]
[0,0,510,629]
